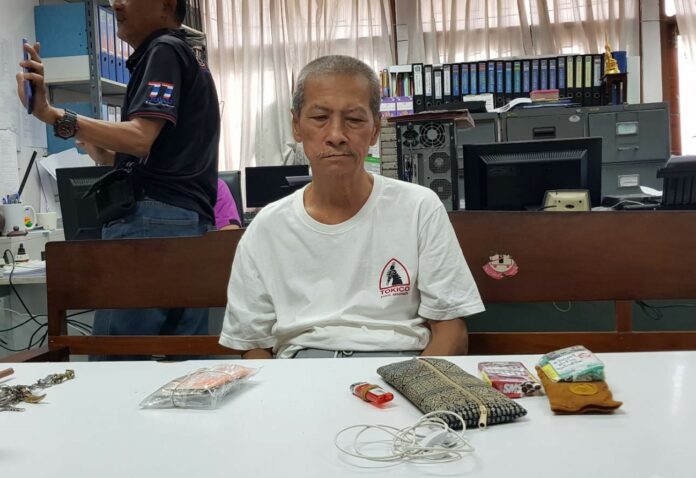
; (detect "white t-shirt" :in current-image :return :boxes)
[220,174,484,358]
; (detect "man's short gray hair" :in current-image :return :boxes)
[292,55,381,118]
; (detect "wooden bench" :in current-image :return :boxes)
[4,210,696,362]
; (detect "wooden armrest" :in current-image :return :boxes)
[0,346,64,363]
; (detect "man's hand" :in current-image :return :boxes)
[16,42,59,125]
[421,318,468,356]
[76,140,116,166]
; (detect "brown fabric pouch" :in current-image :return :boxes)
[536,366,623,414]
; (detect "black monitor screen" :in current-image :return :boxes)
[245,165,310,208]
[57,166,112,240]
[463,137,602,210]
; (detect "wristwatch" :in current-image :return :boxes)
[53,109,79,139]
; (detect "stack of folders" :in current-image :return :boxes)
[98,6,133,85]
[100,104,123,123]
[408,53,622,113]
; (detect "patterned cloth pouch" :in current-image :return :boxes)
[377,358,528,430]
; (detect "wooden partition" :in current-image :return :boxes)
[4,211,696,362]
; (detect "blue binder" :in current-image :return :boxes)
[487,62,496,94]
[531,59,540,91]
[34,3,87,58]
[558,56,567,98]
[468,63,477,95]
[522,60,531,95]
[115,36,124,84]
[478,62,487,94]
[106,9,117,81]
[98,7,110,80]
[452,64,460,101]
[540,59,549,90]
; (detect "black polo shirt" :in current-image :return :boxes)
[117,29,219,224]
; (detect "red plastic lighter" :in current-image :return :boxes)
[350,382,394,405]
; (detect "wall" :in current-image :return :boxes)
[0,0,44,214]
[641,0,663,103]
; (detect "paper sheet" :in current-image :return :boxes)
[20,111,47,149]
[0,129,19,198]
[37,148,95,216]
[461,93,495,112]
[640,185,662,197]
[39,147,94,180]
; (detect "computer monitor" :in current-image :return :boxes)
[463,137,602,210]
[245,165,310,208]
[56,166,112,240]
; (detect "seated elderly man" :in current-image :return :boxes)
[220,55,484,359]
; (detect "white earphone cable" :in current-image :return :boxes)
[335,410,475,465]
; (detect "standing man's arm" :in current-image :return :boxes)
[421,318,468,356]
[17,42,165,160]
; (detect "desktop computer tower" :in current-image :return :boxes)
[395,120,459,211]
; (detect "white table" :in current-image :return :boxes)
[1,352,693,478]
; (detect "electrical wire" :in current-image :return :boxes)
[3,249,43,327]
[635,300,696,321]
[2,251,96,350]
[335,411,474,466]
[553,301,572,313]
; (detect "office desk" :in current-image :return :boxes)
[2,352,693,477]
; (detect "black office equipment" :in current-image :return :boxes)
[658,155,696,209]
[396,120,459,211]
[245,165,310,208]
[57,166,112,240]
[463,137,602,210]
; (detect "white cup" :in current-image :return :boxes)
[1,203,36,235]
[36,212,58,231]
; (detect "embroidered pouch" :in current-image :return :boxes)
[377,357,527,430]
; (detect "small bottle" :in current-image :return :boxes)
[351,382,394,405]
[15,244,29,262]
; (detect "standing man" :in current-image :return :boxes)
[219,55,484,359]
[17,0,220,344]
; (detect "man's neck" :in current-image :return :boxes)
[130,23,179,49]
[304,171,374,225]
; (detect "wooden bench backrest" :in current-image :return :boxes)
[32,211,696,359]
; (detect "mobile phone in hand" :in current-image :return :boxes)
[22,38,34,114]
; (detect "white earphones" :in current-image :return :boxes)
[335,410,474,465]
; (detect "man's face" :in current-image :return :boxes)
[292,73,380,179]
[112,0,171,46]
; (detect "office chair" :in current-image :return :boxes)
[218,171,244,224]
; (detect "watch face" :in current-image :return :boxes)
[57,120,75,139]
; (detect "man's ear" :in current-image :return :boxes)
[291,110,302,143]
[162,0,177,21]
[369,115,381,146]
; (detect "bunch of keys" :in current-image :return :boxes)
[0,369,75,412]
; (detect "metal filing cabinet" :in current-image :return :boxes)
[503,107,586,141]
[587,102,670,197]
[456,113,499,207]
